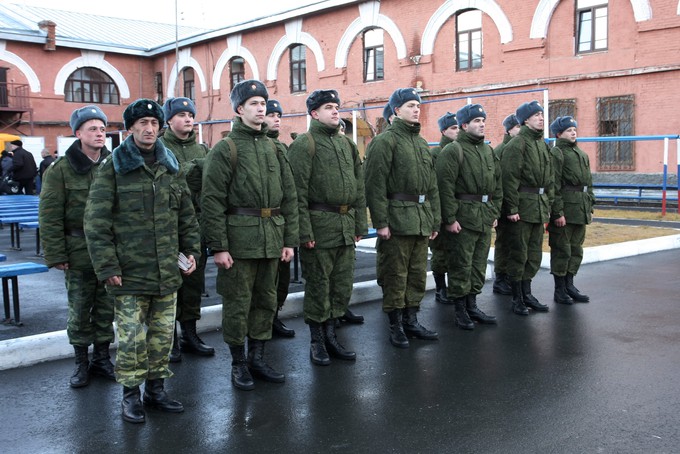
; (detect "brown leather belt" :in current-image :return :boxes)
[519,186,545,194]
[563,185,588,192]
[456,194,492,203]
[227,207,281,218]
[309,202,350,214]
[65,228,85,238]
[388,193,427,203]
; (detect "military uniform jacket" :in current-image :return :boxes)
[84,136,200,296]
[550,138,595,225]
[501,126,554,224]
[160,129,207,212]
[201,117,299,259]
[493,134,512,160]
[39,140,110,269]
[429,134,453,162]
[436,130,502,233]
[364,117,440,236]
[288,119,368,248]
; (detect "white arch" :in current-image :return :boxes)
[212,34,260,91]
[334,1,407,68]
[266,19,325,81]
[167,48,208,98]
[530,0,652,39]
[0,41,40,92]
[421,0,512,56]
[54,50,130,98]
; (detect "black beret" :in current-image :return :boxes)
[437,112,457,132]
[516,100,544,125]
[70,105,107,134]
[502,114,520,133]
[456,103,487,127]
[123,99,164,130]
[306,89,340,114]
[266,99,283,116]
[230,79,268,112]
[550,116,578,137]
[388,88,421,112]
[163,97,196,123]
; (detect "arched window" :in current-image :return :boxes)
[229,57,245,91]
[289,44,307,93]
[363,28,384,82]
[64,67,119,104]
[182,68,195,101]
[456,10,482,71]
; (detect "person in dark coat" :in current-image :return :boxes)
[10,140,37,194]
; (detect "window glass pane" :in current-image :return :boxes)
[471,30,482,68]
[365,49,375,81]
[376,48,384,79]
[594,7,608,49]
[578,11,592,52]
[364,28,383,47]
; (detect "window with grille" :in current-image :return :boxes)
[229,57,245,91]
[549,99,576,123]
[363,28,384,82]
[456,10,482,71]
[64,67,119,104]
[576,0,608,54]
[290,45,307,93]
[182,68,195,101]
[597,95,634,170]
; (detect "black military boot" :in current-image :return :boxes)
[272,308,295,337]
[122,386,145,424]
[566,273,590,302]
[553,275,574,305]
[248,339,285,383]
[453,296,474,330]
[492,272,512,295]
[90,342,116,380]
[309,322,331,366]
[522,280,549,312]
[466,294,497,324]
[511,280,529,316]
[180,319,215,356]
[229,345,254,391]
[340,308,365,324]
[169,323,181,363]
[143,379,184,413]
[70,345,90,388]
[402,306,439,340]
[387,310,409,348]
[323,319,356,360]
[433,273,453,304]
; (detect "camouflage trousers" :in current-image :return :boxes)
[548,222,586,276]
[429,233,447,275]
[218,258,278,346]
[176,246,207,322]
[276,257,292,309]
[64,268,114,347]
[505,220,545,281]
[113,292,177,388]
[300,245,356,323]
[444,228,492,298]
[377,235,429,312]
[493,217,511,275]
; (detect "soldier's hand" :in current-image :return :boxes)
[281,247,294,263]
[303,241,316,249]
[429,231,438,240]
[507,214,520,222]
[446,221,462,234]
[105,276,122,286]
[377,227,391,240]
[214,251,234,270]
[554,216,566,227]
[54,263,69,271]
[354,235,363,242]
[181,254,197,275]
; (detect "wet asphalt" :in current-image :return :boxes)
[0,239,679,452]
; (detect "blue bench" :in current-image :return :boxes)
[18,221,41,255]
[0,254,6,262]
[0,262,49,326]
[0,215,39,250]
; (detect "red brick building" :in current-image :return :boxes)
[1,0,679,177]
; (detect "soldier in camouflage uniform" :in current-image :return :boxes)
[436,104,501,330]
[201,80,299,391]
[84,99,200,424]
[492,114,521,296]
[160,97,215,361]
[501,101,554,316]
[364,88,440,349]
[39,105,115,388]
[288,89,368,366]
[429,111,459,305]
[548,116,594,304]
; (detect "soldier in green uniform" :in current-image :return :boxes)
[492,114,520,296]
[364,88,440,349]
[429,111,459,305]
[264,99,296,338]
[548,116,594,304]
[201,80,299,391]
[84,99,200,424]
[501,101,554,316]
[436,104,501,330]
[288,89,368,366]
[160,97,214,361]
[39,105,115,388]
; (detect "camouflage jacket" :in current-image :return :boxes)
[288,119,368,247]
[501,126,554,223]
[493,134,513,160]
[201,117,299,259]
[550,138,595,225]
[84,135,200,296]
[39,140,110,269]
[160,128,207,213]
[436,130,502,233]
[429,134,453,162]
[364,117,440,236]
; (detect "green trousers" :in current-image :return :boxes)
[445,228,492,298]
[548,223,586,276]
[377,235,429,312]
[176,246,206,322]
[65,268,114,347]
[505,220,545,281]
[493,218,510,275]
